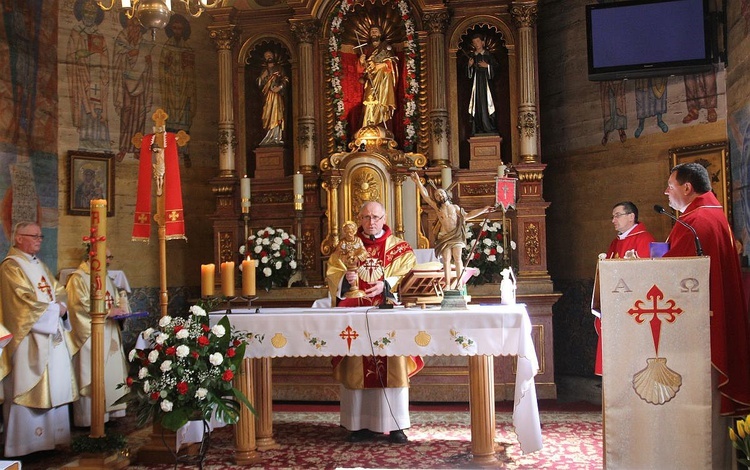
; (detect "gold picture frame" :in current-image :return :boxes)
[668,141,730,222]
[68,151,115,216]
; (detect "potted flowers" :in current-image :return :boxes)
[463,220,517,285]
[729,415,750,467]
[115,304,253,432]
[240,226,297,291]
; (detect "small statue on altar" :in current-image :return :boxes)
[336,220,368,298]
[358,25,398,128]
[412,172,493,290]
[257,50,289,146]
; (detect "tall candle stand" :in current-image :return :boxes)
[292,186,308,286]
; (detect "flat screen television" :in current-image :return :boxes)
[586,0,714,81]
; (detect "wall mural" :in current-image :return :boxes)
[0,0,59,270]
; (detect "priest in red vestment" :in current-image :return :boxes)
[326,201,422,444]
[662,162,750,466]
[594,201,656,375]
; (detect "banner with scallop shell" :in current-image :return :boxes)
[599,257,711,470]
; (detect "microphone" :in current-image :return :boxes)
[653,205,704,256]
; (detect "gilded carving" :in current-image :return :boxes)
[423,11,450,34]
[252,192,294,204]
[289,19,320,44]
[510,4,539,29]
[524,222,540,265]
[301,228,316,271]
[297,123,316,148]
[217,129,237,154]
[518,112,537,139]
[431,116,445,144]
[219,231,234,262]
[208,26,239,50]
[418,40,430,155]
[350,168,382,219]
[459,182,495,197]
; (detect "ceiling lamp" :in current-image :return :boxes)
[96,0,221,34]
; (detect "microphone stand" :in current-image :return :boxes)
[653,205,704,256]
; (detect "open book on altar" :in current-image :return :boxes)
[399,262,479,306]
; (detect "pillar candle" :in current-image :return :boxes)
[242,258,256,297]
[221,261,235,297]
[240,176,251,209]
[441,167,452,190]
[89,199,107,311]
[293,172,304,197]
[498,164,507,177]
[201,264,215,297]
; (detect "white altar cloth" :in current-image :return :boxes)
[212,304,542,453]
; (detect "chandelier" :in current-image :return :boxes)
[96,0,222,32]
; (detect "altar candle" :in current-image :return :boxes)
[221,262,235,297]
[441,167,452,190]
[242,258,256,297]
[240,175,251,210]
[201,264,215,297]
[293,172,304,197]
[498,164,507,177]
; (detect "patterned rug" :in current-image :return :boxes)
[15,407,602,469]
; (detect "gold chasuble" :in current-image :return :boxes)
[327,226,422,389]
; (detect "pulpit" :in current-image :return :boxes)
[598,257,711,469]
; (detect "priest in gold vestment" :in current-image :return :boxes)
[66,249,128,427]
[326,202,422,444]
[0,222,77,457]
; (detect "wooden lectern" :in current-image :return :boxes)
[597,257,711,469]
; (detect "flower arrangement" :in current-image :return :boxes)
[463,220,517,285]
[240,226,297,291]
[729,415,750,466]
[327,0,419,152]
[115,304,253,432]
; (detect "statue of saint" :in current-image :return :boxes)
[257,50,289,146]
[336,220,368,298]
[358,25,398,128]
[412,172,492,290]
[467,34,499,135]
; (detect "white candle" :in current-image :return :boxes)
[293,172,304,197]
[241,176,251,209]
[441,167,452,190]
[498,164,507,177]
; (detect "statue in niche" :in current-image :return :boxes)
[466,34,500,135]
[357,25,398,129]
[257,50,289,146]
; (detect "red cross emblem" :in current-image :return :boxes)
[38,276,53,302]
[339,325,359,352]
[627,285,683,355]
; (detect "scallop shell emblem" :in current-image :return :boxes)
[632,357,682,405]
[415,331,431,347]
[271,333,287,349]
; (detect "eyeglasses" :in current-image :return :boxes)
[611,212,632,219]
[18,234,44,240]
[359,215,385,222]
[106,255,114,260]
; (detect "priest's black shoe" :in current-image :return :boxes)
[347,429,376,442]
[389,430,408,444]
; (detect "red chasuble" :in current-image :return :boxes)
[664,192,750,415]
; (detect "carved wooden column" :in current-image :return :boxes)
[252,358,279,450]
[468,355,498,465]
[207,14,242,268]
[423,10,451,168]
[289,19,320,174]
[391,173,407,239]
[511,2,539,164]
[320,173,342,256]
[234,357,261,465]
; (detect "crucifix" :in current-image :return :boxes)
[132,108,190,316]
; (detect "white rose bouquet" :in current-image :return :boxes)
[463,220,517,285]
[240,226,297,291]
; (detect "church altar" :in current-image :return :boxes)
[211,304,542,463]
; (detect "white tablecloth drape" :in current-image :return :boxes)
[211,304,542,453]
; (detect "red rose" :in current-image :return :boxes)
[174,325,183,334]
[198,336,210,347]
[474,253,481,260]
[192,351,199,359]
[402,14,408,20]
[490,249,497,255]
[138,351,146,358]
[280,249,287,257]
[150,392,160,401]
[222,370,234,382]
[227,348,236,358]
[177,382,189,395]
[202,324,210,332]
[233,339,242,347]
[126,377,134,387]
[260,251,268,258]
[166,346,176,356]
[404,118,411,125]
[154,344,162,351]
